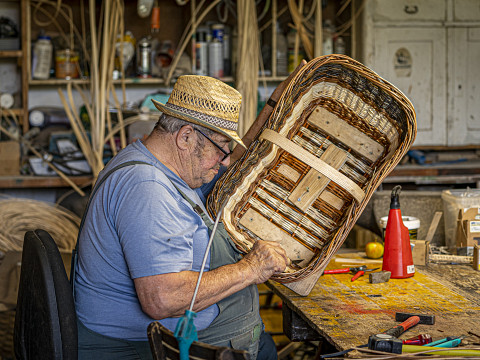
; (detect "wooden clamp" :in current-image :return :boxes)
[259,129,365,204]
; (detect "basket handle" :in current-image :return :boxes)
[259,129,365,204]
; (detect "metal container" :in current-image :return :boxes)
[211,23,224,43]
[195,27,209,76]
[137,37,152,77]
[208,41,223,78]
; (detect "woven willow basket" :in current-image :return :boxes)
[206,55,416,295]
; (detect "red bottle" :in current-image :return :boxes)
[382,185,415,278]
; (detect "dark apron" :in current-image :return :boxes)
[73,161,262,359]
[173,186,262,357]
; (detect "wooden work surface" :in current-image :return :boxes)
[267,256,480,352]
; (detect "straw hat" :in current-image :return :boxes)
[152,75,246,148]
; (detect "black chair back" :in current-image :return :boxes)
[14,229,77,360]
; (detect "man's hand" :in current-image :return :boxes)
[135,242,289,320]
[241,240,290,284]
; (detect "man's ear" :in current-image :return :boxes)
[175,125,196,151]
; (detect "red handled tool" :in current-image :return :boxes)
[323,265,368,275]
[368,315,422,353]
[323,265,379,281]
[351,267,379,281]
[403,334,432,345]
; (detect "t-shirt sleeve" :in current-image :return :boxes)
[114,180,201,279]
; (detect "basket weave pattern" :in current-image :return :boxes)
[207,55,416,284]
[169,75,242,123]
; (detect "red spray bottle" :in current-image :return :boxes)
[382,185,415,278]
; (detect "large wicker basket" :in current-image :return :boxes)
[206,55,416,295]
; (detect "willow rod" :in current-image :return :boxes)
[31,0,73,49]
[110,82,127,150]
[235,0,259,137]
[288,0,313,59]
[89,0,100,163]
[104,114,159,144]
[0,196,80,252]
[65,84,97,168]
[57,86,97,174]
[165,0,222,85]
[103,0,122,156]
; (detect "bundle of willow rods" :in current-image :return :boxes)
[0,196,80,252]
[236,0,260,137]
[31,0,128,179]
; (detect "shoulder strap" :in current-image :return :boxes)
[170,182,214,229]
[70,161,152,288]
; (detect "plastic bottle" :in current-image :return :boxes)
[382,185,415,279]
[334,36,346,55]
[322,20,334,55]
[275,23,288,76]
[32,35,53,80]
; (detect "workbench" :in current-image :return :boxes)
[267,255,480,355]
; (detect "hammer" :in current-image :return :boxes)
[368,312,435,354]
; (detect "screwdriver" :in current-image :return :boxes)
[403,334,432,345]
[424,336,458,346]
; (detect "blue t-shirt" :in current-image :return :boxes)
[75,140,224,341]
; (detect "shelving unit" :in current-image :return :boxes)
[0,175,92,188]
[0,0,353,190]
[0,0,29,133]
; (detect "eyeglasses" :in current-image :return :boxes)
[195,128,232,162]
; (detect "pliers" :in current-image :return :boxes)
[323,265,380,281]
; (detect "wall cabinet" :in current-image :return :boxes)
[448,26,480,145]
[361,0,480,147]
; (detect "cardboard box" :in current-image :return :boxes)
[0,141,20,175]
[455,207,480,248]
[411,240,429,266]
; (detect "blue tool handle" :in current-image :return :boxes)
[434,338,462,348]
[424,336,456,346]
[174,310,198,360]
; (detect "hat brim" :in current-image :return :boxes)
[152,99,246,149]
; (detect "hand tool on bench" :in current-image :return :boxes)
[433,337,463,348]
[426,336,459,347]
[321,312,434,358]
[403,334,432,345]
[367,312,435,354]
[323,265,368,274]
[351,267,379,281]
[323,265,379,281]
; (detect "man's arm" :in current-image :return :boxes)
[230,59,308,163]
[134,239,289,320]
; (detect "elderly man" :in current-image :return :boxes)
[74,68,305,359]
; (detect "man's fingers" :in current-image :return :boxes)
[256,239,290,267]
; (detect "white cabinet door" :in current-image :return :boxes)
[448,27,480,146]
[372,27,447,146]
[453,0,480,21]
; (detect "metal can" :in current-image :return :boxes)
[195,27,209,76]
[208,41,223,78]
[137,37,152,77]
